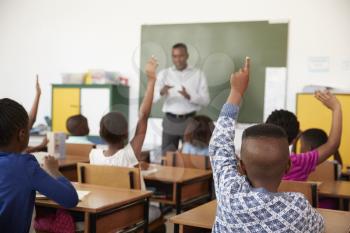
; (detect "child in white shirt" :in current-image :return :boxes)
[89,57,160,222]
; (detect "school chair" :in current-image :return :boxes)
[65,143,95,158]
[278,180,318,207]
[77,163,142,189]
[77,163,166,233]
[162,151,211,170]
[308,161,339,182]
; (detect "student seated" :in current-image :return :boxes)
[300,128,342,167]
[0,98,78,233]
[300,128,342,209]
[89,57,157,168]
[266,90,342,181]
[66,114,92,144]
[89,57,161,223]
[182,115,214,156]
[210,57,324,232]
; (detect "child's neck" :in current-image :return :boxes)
[0,145,23,154]
[250,179,280,193]
[104,142,125,156]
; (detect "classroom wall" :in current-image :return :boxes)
[0,0,349,145]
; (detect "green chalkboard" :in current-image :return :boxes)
[139,21,288,123]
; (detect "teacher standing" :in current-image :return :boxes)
[154,43,210,155]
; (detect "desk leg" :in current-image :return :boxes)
[84,212,90,233]
[179,224,184,233]
[174,183,182,233]
[144,198,149,233]
[343,199,349,211]
[175,183,182,214]
[208,177,213,201]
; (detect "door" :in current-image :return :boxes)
[81,88,110,136]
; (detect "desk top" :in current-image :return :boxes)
[317,208,350,233]
[170,200,216,229]
[170,200,350,233]
[36,183,152,213]
[58,155,89,167]
[143,164,212,183]
[319,181,350,199]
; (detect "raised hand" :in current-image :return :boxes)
[227,57,250,105]
[230,57,250,96]
[28,75,42,129]
[145,56,158,82]
[36,74,41,96]
[315,90,340,111]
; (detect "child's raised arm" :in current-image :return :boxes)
[314,90,342,165]
[209,57,250,195]
[130,57,158,160]
[227,57,250,105]
[28,75,41,129]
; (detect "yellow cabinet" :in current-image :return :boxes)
[51,84,129,137]
[297,94,350,169]
[52,88,80,133]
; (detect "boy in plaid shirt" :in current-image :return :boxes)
[209,57,324,233]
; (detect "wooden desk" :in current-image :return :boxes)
[36,183,152,233]
[59,155,89,181]
[170,200,350,233]
[143,164,212,233]
[318,181,350,210]
[319,181,350,199]
[318,208,350,233]
[143,164,212,212]
[170,200,215,233]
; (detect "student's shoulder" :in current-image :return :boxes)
[278,191,311,209]
[291,150,319,163]
[89,148,104,158]
[8,153,40,170]
[10,153,36,162]
[121,143,136,156]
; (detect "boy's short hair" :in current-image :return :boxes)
[0,98,29,147]
[301,128,328,150]
[241,123,290,180]
[242,123,288,141]
[172,43,188,52]
[184,115,214,148]
[265,109,300,144]
[99,112,128,144]
[66,114,88,136]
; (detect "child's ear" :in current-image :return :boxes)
[285,158,291,174]
[238,159,247,176]
[18,128,29,145]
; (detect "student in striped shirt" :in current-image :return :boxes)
[266,91,342,181]
[210,57,324,232]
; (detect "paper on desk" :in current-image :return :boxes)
[76,190,90,200]
[36,190,90,201]
[36,192,48,199]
